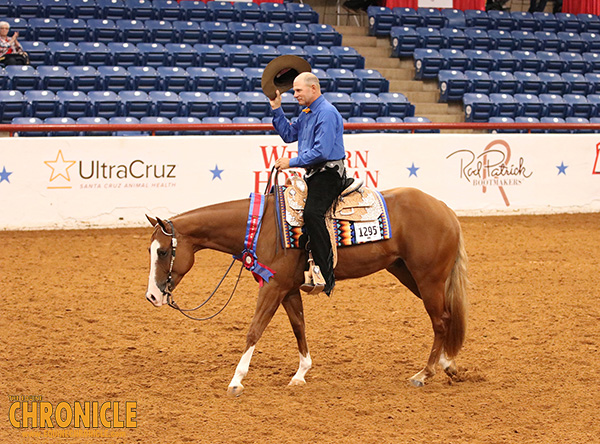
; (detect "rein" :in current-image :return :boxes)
[161,167,280,321]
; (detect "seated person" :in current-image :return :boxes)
[0,21,29,66]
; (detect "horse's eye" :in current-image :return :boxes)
[157,249,168,258]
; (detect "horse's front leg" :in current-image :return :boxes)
[282,290,312,386]
[227,283,287,397]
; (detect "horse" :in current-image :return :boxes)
[145,186,468,396]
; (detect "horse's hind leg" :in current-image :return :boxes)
[282,290,312,386]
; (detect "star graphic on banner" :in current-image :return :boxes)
[0,166,12,183]
[210,164,224,180]
[407,162,419,178]
[556,161,568,175]
[44,150,76,182]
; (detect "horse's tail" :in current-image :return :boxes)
[444,227,468,359]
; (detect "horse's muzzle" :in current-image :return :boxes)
[146,292,163,307]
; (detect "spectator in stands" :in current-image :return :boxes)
[267,63,348,297]
[528,0,562,13]
[0,21,29,66]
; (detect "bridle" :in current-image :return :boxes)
[159,219,242,321]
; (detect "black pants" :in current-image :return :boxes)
[304,169,343,291]
[528,0,548,12]
[0,54,28,66]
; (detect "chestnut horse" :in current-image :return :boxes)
[145,187,468,396]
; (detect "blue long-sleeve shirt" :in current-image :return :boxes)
[271,95,345,169]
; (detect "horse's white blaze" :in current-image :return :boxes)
[146,239,165,306]
[290,352,312,384]
[228,346,255,389]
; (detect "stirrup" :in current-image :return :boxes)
[300,252,325,295]
[341,177,364,197]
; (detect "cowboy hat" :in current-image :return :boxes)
[261,55,312,100]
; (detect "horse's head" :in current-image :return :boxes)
[145,215,195,307]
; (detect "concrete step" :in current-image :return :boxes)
[353,46,392,58]
[415,103,462,115]
[418,114,465,123]
[342,34,378,48]
[388,79,439,92]
[403,90,439,103]
[335,25,368,36]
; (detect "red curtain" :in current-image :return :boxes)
[384,0,484,10]
[563,0,600,15]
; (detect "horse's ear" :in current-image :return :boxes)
[146,214,158,227]
[155,217,168,232]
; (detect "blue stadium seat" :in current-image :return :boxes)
[57,18,88,43]
[438,70,469,102]
[379,92,414,117]
[351,92,383,119]
[488,29,516,51]
[488,116,516,133]
[368,6,396,37]
[188,66,220,93]
[533,12,559,32]
[513,50,543,72]
[29,18,59,43]
[179,0,208,21]
[97,0,127,20]
[490,93,519,118]
[514,71,543,94]
[564,93,594,118]
[465,9,492,29]
[0,0,14,16]
[11,117,45,137]
[331,46,364,69]
[25,89,58,119]
[200,21,229,45]
[560,51,587,73]
[346,116,376,134]
[581,31,600,52]
[562,72,590,95]
[232,116,263,135]
[128,65,160,92]
[250,44,280,67]
[354,69,389,93]
[555,12,581,32]
[488,10,513,30]
[375,116,406,133]
[565,116,593,133]
[154,0,182,21]
[538,71,567,94]
[537,50,567,72]
[440,27,468,49]
[280,23,311,46]
[223,44,255,69]
[583,52,600,72]
[238,91,270,118]
[179,91,212,117]
[541,116,568,133]
[415,26,443,49]
[322,92,353,119]
[87,18,120,42]
[534,31,561,52]
[171,116,203,135]
[37,65,70,92]
[540,93,569,118]
[511,11,537,31]
[489,50,518,72]
[413,48,443,80]
[165,43,198,67]
[157,66,191,92]
[108,42,140,67]
[67,65,100,92]
[57,90,90,118]
[141,116,173,135]
[115,19,148,43]
[578,13,600,32]
[464,50,494,72]
[490,71,519,94]
[311,67,333,92]
[242,66,264,91]
[126,0,153,20]
[286,2,318,24]
[20,41,49,65]
[255,22,286,46]
[0,67,7,89]
[201,116,234,135]
[149,90,182,117]
[5,18,29,37]
[585,72,600,94]
[511,30,539,51]
[12,0,41,18]
[417,7,444,28]
[206,0,235,21]
[277,44,307,59]
[78,41,112,66]
[228,22,258,46]
[194,44,226,69]
[138,42,170,67]
[70,0,98,19]
[233,2,262,22]
[146,19,177,44]
[327,68,358,93]
[392,7,420,27]
[260,2,289,24]
[88,90,121,118]
[515,93,543,118]
[516,116,542,133]
[404,116,438,133]
[109,116,144,136]
[48,41,80,66]
[390,26,418,57]
[440,48,468,71]
[558,31,587,53]
[465,70,493,94]
[308,24,342,47]
[97,65,130,91]
[465,28,492,50]
[76,116,110,136]
[279,91,299,117]
[587,94,600,115]
[441,8,466,29]
[119,90,152,118]
[5,65,39,91]
[305,45,335,70]
[208,91,241,118]
[44,116,77,136]
[214,67,246,93]
[463,93,492,122]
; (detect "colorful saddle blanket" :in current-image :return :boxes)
[277,175,392,250]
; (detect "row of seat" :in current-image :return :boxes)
[368,6,600,36]
[463,92,600,121]
[20,41,363,70]
[390,26,600,57]
[6,17,340,46]
[0,90,415,123]
[439,70,600,101]
[414,49,600,79]
[11,115,438,136]
[1,0,318,24]
[489,116,600,133]
[0,65,387,94]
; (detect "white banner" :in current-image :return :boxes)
[1,134,599,230]
[418,0,454,8]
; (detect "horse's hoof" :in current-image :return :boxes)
[409,378,424,388]
[288,378,306,386]
[227,385,244,397]
[444,363,458,377]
